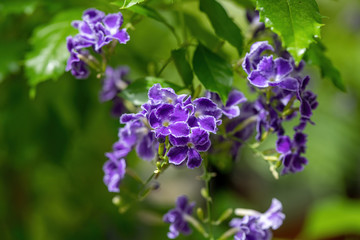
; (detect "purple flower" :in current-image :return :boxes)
[206,90,247,119]
[243,41,274,75]
[230,198,285,240]
[103,155,126,192]
[167,127,211,168]
[66,36,91,79]
[72,9,129,52]
[119,115,159,161]
[297,76,318,119]
[187,97,222,133]
[276,132,309,174]
[248,56,299,91]
[148,83,188,106]
[163,195,195,239]
[148,103,190,138]
[66,8,130,78]
[100,66,129,102]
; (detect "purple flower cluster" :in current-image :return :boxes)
[103,84,229,192]
[163,195,195,239]
[236,41,318,174]
[99,66,129,116]
[230,198,285,240]
[66,8,130,78]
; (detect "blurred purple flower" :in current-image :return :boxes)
[230,198,285,240]
[163,195,195,239]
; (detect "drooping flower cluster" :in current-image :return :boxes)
[66,8,130,78]
[103,84,236,192]
[163,195,195,239]
[229,41,318,174]
[99,66,129,116]
[230,198,285,240]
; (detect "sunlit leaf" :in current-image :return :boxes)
[25,10,81,92]
[256,0,323,63]
[111,0,145,9]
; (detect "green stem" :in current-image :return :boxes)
[156,56,173,77]
[203,157,214,240]
[217,227,239,240]
[184,215,209,238]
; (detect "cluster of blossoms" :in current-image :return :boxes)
[66,8,130,78]
[230,198,285,240]
[103,84,246,192]
[225,41,318,174]
[163,196,285,240]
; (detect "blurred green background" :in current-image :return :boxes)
[0,0,360,239]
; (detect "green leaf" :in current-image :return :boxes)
[302,197,360,239]
[256,0,323,63]
[120,77,182,105]
[183,13,222,50]
[25,10,81,91]
[171,48,193,88]
[192,44,233,103]
[111,0,145,9]
[231,0,255,8]
[305,42,346,91]
[200,0,244,55]
[128,5,180,44]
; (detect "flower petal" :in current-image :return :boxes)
[274,77,299,91]
[156,104,175,120]
[225,90,247,107]
[274,57,292,76]
[103,13,123,35]
[167,146,188,165]
[112,29,130,44]
[248,71,269,88]
[136,133,156,161]
[169,122,190,137]
[187,148,202,168]
[198,115,217,133]
[82,8,105,24]
[276,136,291,154]
[190,127,209,146]
[169,135,189,146]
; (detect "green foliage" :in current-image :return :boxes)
[305,42,346,91]
[256,0,323,63]
[193,44,233,103]
[171,48,193,88]
[183,13,222,50]
[111,0,145,9]
[200,0,244,55]
[0,0,38,16]
[120,77,182,105]
[231,0,255,8]
[128,5,180,44]
[24,10,81,93]
[302,197,360,239]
